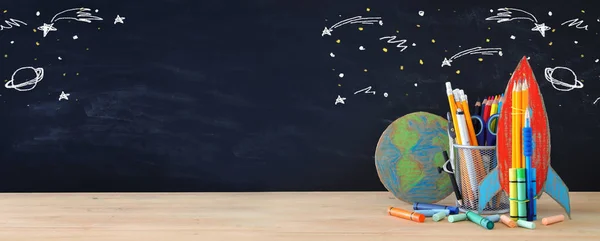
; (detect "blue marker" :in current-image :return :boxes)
[414,209,450,217]
[413,202,459,214]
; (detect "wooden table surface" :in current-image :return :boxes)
[0,192,597,240]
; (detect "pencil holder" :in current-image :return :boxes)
[452,144,510,214]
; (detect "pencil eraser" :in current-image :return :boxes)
[445,82,452,90]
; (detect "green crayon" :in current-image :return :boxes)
[432,211,447,222]
[517,220,536,229]
[448,213,467,223]
[466,211,494,230]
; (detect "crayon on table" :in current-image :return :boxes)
[500,215,517,228]
[387,207,425,223]
[517,220,535,229]
[448,213,467,223]
[485,214,500,223]
[509,168,518,220]
[432,211,447,222]
[542,214,565,226]
[413,202,459,215]
[415,209,450,217]
[466,211,494,230]
[516,168,527,220]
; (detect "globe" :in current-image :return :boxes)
[375,111,453,204]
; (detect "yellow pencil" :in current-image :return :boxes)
[490,97,499,132]
[521,81,529,168]
[514,81,522,168]
[446,83,462,145]
[511,82,518,169]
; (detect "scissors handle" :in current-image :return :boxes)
[486,114,500,146]
[471,115,484,146]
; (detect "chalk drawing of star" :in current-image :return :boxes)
[37,23,57,37]
[531,23,550,37]
[322,27,332,36]
[114,15,125,24]
[58,91,70,101]
[441,57,452,67]
[334,95,346,105]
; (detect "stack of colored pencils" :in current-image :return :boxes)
[509,80,537,221]
[445,82,504,210]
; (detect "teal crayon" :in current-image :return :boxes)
[448,213,467,223]
[517,220,536,229]
[414,209,450,217]
[486,214,500,223]
[432,211,447,222]
[466,211,494,230]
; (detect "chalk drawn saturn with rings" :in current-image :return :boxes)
[5,66,44,92]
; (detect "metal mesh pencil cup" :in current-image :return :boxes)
[452,144,510,214]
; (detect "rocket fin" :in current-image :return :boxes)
[543,167,571,219]
[478,168,501,214]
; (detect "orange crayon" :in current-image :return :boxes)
[500,215,517,228]
[388,206,425,223]
[542,214,565,226]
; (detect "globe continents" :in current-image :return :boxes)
[375,112,452,204]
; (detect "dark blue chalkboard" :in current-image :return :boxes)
[0,0,598,191]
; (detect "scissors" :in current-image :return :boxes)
[470,113,499,146]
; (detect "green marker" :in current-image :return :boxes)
[517,220,536,229]
[517,168,528,220]
[432,211,447,222]
[448,213,467,223]
[466,211,494,230]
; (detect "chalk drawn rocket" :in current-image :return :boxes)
[478,56,571,218]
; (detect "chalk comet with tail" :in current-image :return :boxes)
[38,7,103,37]
[441,47,503,67]
[486,8,551,37]
[477,56,571,218]
[322,16,382,36]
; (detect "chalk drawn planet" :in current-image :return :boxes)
[375,112,452,204]
[5,66,44,92]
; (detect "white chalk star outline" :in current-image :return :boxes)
[59,91,70,101]
[114,15,125,24]
[334,95,346,105]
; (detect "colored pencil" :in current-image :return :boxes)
[511,83,518,169]
[483,97,492,123]
[490,97,499,132]
[521,81,529,168]
[514,82,522,169]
